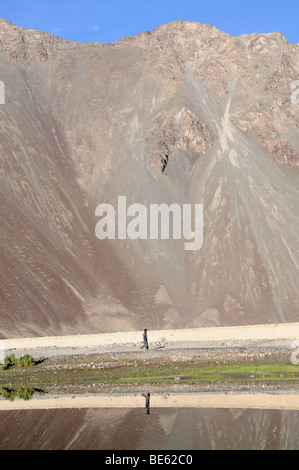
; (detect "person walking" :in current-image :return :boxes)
[143,328,149,350]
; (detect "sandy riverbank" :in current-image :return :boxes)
[0,392,299,411]
[1,322,299,412]
[2,322,299,355]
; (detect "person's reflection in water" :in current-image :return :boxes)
[142,393,150,414]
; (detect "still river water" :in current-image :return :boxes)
[0,404,299,450]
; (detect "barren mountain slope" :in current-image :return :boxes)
[0,19,298,337]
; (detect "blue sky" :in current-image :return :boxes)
[1,0,298,44]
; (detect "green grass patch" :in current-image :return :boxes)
[0,354,44,371]
[110,363,299,384]
[0,361,298,390]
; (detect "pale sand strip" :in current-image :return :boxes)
[0,393,299,411]
[2,322,299,351]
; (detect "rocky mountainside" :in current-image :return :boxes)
[0,18,298,337]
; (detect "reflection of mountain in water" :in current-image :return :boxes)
[0,407,299,450]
